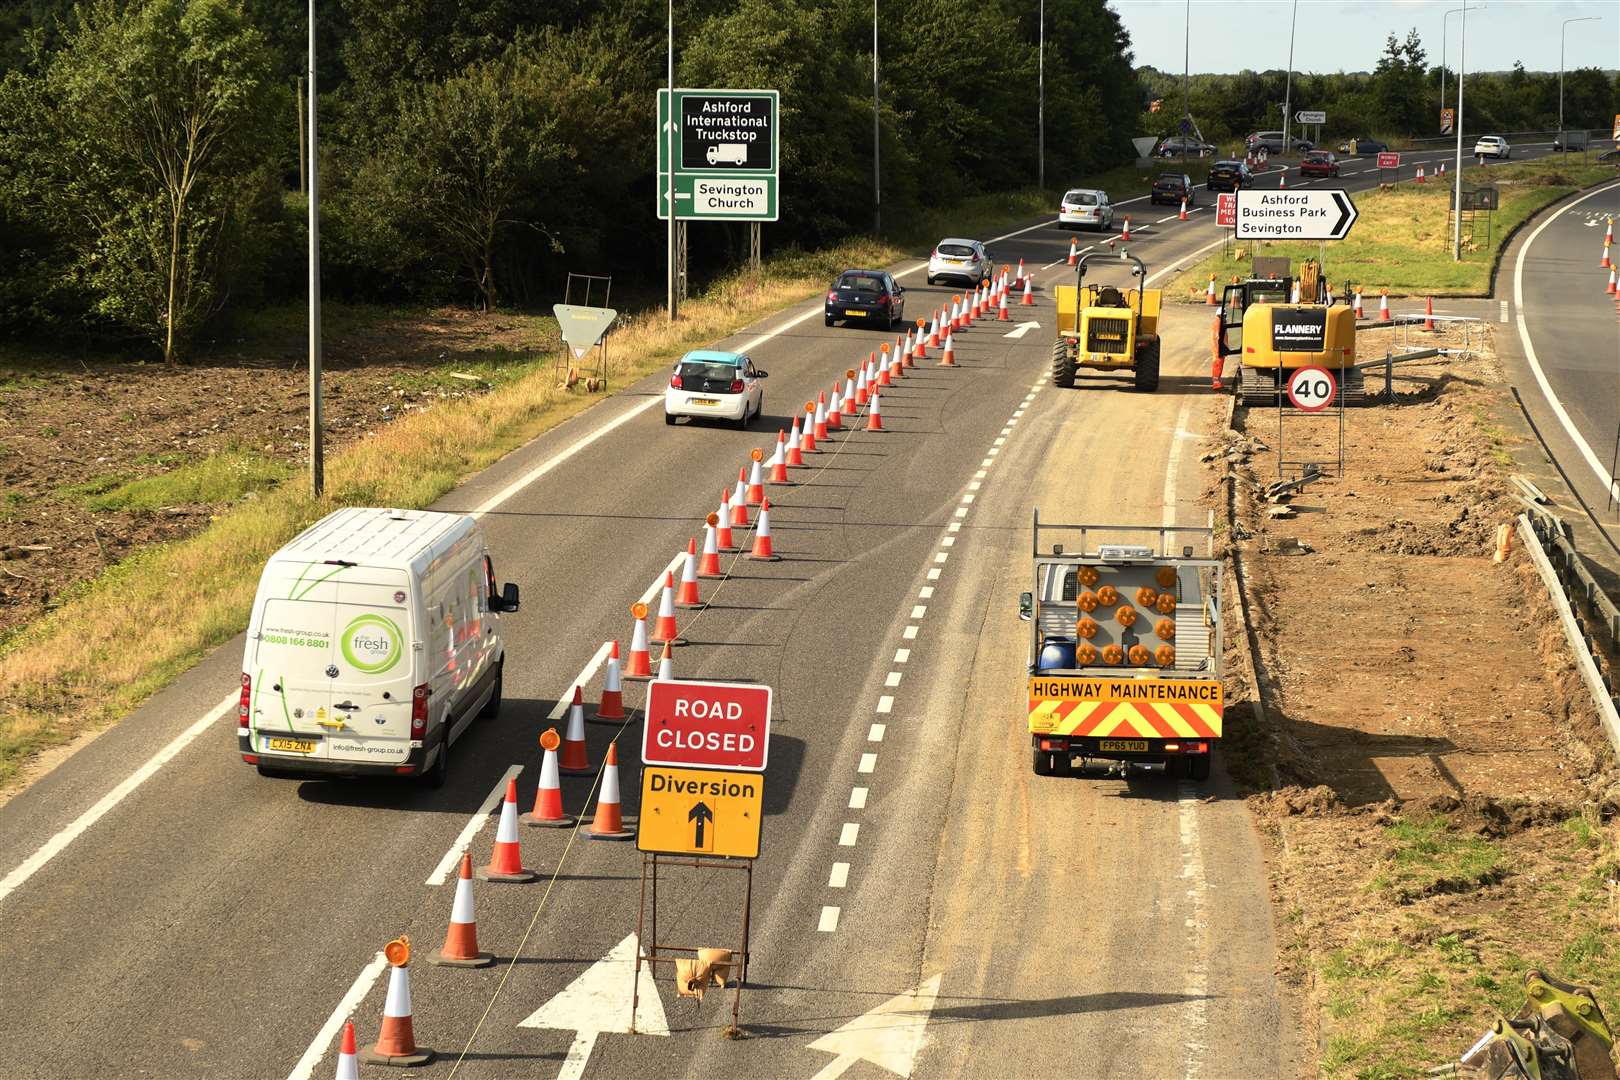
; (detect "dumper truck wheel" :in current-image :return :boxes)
[1050,340,1077,388]
[1133,338,1161,392]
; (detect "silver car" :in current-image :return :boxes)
[1058,189,1114,231]
[927,238,991,286]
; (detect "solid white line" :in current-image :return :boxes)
[869,723,887,742]
[1164,395,1195,528]
[894,648,910,663]
[472,398,663,518]
[875,696,894,714]
[548,640,614,721]
[1143,235,1232,286]
[286,951,388,1080]
[0,690,234,908]
[424,764,524,886]
[987,218,1062,244]
[858,753,877,773]
[829,862,851,886]
[839,823,860,846]
[1513,180,1620,496]
[818,906,840,932]
[1178,787,1210,1079]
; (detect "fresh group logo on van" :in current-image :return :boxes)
[341,614,403,675]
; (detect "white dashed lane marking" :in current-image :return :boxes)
[858,753,877,773]
[875,696,894,714]
[819,906,840,932]
[869,723,886,742]
[829,863,851,887]
[839,824,860,846]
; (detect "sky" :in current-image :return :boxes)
[1110,0,1620,75]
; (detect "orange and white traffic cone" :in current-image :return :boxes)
[655,641,675,682]
[949,297,962,330]
[430,852,496,966]
[802,403,820,452]
[1607,268,1618,295]
[940,330,956,366]
[751,499,778,560]
[1424,295,1435,331]
[1353,289,1364,318]
[715,496,737,552]
[787,416,806,463]
[1210,314,1225,391]
[586,743,635,840]
[867,388,884,431]
[522,729,576,825]
[698,520,723,578]
[1378,288,1391,322]
[826,383,843,430]
[1021,277,1034,306]
[591,642,625,722]
[336,1019,361,1080]
[813,394,829,441]
[912,324,926,361]
[1067,237,1078,265]
[1603,242,1612,270]
[1205,275,1217,305]
[745,451,765,505]
[478,779,538,882]
[731,468,750,524]
[677,540,701,606]
[877,345,892,386]
[361,939,433,1066]
[841,372,857,418]
[769,432,792,484]
[1606,217,1614,247]
[889,347,904,382]
[625,602,653,679]
[1121,216,1131,240]
[998,287,1010,320]
[651,571,681,645]
[558,686,591,773]
[1179,197,1188,221]
[1279,169,1287,188]
[927,313,940,348]
[854,363,869,406]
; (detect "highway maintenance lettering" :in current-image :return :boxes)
[648,772,758,799]
[1029,677,1222,704]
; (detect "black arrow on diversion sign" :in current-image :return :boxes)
[688,801,713,847]
[1331,191,1358,239]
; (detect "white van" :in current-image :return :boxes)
[238,507,520,787]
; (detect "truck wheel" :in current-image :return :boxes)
[1050,340,1077,388]
[1134,338,1161,392]
[1185,753,1212,782]
[478,660,503,720]
[1033,746,1056,776]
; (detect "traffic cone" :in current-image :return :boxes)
[867,388,884,431]
[751,498,778,560]
[1424,296,1435,331]
[1603,242,1612,270]
[787,416,806,463]
[699,520,723,577]
[889,347,904,381]
[912,325,926,360]
[1353,288,1364,318]
[854,363,868,406]
[361,939,433,1066]
[949,297,961,330]
[877,346,892,386]
[1605,217,1614,247]
[1021,277,1034,306]
[1205,275,1217,305]
[745,452,765,505]
[1016,257,1026,283]
[826,383,843,430]
[731,468,749,524]
[802,403,820,452]
[1067,236,1078,265]
[1438,161,1446,177]
[677,540,701,606]
[841,372,857,417]
[592,641,625,722]
[815,392,831,438]
[998,287,1010,320]
[715,496,737,552]
[429,852,496,966]
[1210,314,1224,390]
[1378,288,1391,322]
[1278,170,1286,188]
[1416,165,1424,183]
[478,779,537,882]
[1179,197,1188,221]
[586,743,635,841]
[558,686,591,773]
[336,1020,360,1080]
[941,330,956,366]
[769,431,792,483]
[1122,217,1131,240]
[651,571,681,645]
[1608,267,1617,295]
[927,313,940,348]
[625,602,653,679]
[655,641,675,682]
[522,729,576,826]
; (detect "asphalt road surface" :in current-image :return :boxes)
[0,145,1560,1080]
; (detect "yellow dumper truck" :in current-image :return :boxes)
[1020,512,1224,782]
[1051,253,1161,392]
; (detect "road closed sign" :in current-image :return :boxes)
[1216,192,1237,228]
[1286,366,1337,412]
[643,679,772,771]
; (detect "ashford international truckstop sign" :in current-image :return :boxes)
[657,88,779,222]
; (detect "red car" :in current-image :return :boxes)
[1299,151,1340,178]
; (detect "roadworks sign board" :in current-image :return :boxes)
[643,679,771,772]
[1216,192,1237,228]
[1376,152,1400,169]
[552,304,616,359]
[1234,189,1358,241]
[1027,676,1223,739]
[656,87,779,222]
[637,765,763,859]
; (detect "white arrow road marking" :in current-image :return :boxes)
[519,933,668,1080]
[1002,321,1041,340]
[807,973,943,1079]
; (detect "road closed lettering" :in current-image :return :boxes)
[643,679,772,771]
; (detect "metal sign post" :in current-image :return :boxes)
[1277,365,1344,480]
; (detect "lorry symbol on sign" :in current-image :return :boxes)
[706,143,748,165]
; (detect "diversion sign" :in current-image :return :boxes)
[1235,189,1358,241]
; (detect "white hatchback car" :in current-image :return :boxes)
[1473,135,1510,159]
[1059,188,1114,231]
[927,238,991,286]
[664,350,767,428]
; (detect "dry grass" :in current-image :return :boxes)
[0,237,901,787]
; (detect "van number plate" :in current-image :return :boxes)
[266,736,318,754]
[1098,739,1148,752]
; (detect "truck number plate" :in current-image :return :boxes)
[1098,739,1148,752]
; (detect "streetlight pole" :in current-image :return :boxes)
[1037,0,1044,190]
[306,0,322,498]
[1281,0,1297,156]
[1181,0,1189,167]
[1560,16,1601,143]
[1452,0,1467,261]
[666,0,677,321]
[1441,5,1484,130]
[873,0,880,234]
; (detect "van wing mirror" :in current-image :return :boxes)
[755,369,768,378]
[498,582,520,612]
[1018,591,1033,621]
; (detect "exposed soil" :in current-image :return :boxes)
[0,309,555,639]
[1211,319,1620,1076]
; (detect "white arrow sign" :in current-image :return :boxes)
[1002,320,1041,340]
[1234,188,1358,241]
[517,934,668,1080]
[807,973,942,1079]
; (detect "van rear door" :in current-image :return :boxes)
[250,595,337,756]
[325,574,415,764]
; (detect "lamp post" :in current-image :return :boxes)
[306,0,322,497]
[666,0,677,321]
[1037,0,1044,189]
[1181,0,1190,166]
[1281,0,1297,156]
[1452,0,1468,262]
[873,0,880,234]
[1559,16,1601,144]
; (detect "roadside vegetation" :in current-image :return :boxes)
[1171,156,1617,299]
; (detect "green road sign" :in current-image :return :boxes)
[656,88,779,222]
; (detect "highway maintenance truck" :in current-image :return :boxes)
[1020,512,1224,781]
[1051,252,1161,392]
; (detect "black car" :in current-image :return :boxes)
[1156,136,1216,157]
[1205,160,1252,192]
[1150,172,1196,207]
[825,269,905,329]
[1336,137,1389,156]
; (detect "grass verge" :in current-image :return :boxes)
[1168,156,1617,301]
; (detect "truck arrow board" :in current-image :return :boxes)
[637,766,762,858]
[643,679,771,771]
[1234,189,1358,241]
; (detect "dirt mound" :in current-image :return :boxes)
[1252,784,1342,817]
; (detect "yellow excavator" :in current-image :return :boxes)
[1430,970,1615,1080]
[1215,261,1364,406]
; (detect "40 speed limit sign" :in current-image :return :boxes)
[1286,366,1337,412]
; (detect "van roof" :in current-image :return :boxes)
[274,507,480,577]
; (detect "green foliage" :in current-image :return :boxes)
[72,449,291,511]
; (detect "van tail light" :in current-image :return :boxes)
[411,682,430,733]
[669,373,682,389]
[239,673,251,729]
[729,379,745,393]
[828,291,839,302]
